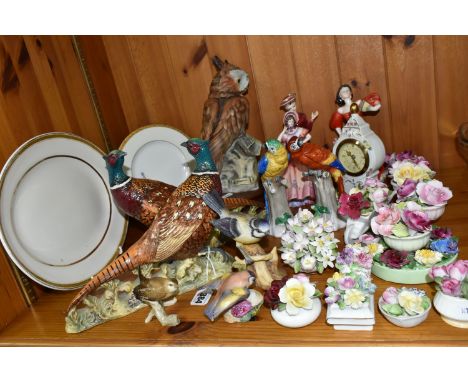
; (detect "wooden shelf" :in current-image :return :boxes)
[1,167,468,346]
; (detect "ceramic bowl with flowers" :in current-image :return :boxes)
[378,286,431,327]
[264,274,322,328]
[429,260,468,328]
[280,207,339,274]
[371,201,432,252]
[387,151,452,222]
[371,226,458,284]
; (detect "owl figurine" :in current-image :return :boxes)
[201,56,250,175]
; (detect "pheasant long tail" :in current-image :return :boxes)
[67,243,148,312]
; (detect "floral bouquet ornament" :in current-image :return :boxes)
[387,151,452,222]
[378,287,431,328]
[338,178,390,244]
[264,274,322,328]
[325,240,377,330]
[372,226,459,284]
[429,260,468,328]
[280,207,339,274]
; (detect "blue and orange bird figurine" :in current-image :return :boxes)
[103,150,176,226]
[68,138,223,312]
[286,136,346,195]
[204,270,255,321]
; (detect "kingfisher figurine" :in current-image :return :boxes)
[67,138,223,312]
[258,139,292,237]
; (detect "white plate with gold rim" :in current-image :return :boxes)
[119,124,194,186]
[0,132,128,290]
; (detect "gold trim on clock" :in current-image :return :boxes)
[336,138,370,176]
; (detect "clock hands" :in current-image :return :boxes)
[346,149,359,168]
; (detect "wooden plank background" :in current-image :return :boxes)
[77,35,467,168]
[0,35,467,329]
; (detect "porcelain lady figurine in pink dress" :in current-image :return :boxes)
[278,93,318,207]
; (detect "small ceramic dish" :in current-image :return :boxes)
[383,231,431,252]
[378,296,431,328]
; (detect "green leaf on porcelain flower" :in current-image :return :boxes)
[317,262,324,274]
[337,300,346,310]
[294,259,302,273]
[278,303,286,312]
[313,290,322,297]
[308,244,317,254]
[296,250,306,259]
[391,222,410,237]
[433,276,443,285]
[314,205,329,216]
[382,303,404,316]
[421,296,431,310]
[292,225,303,234]
[461,281,468,299]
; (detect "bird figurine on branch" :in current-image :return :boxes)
[201,56,250,175]
[258,139,292,237]
[67,138,222,312]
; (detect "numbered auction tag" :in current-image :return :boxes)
[190,288,213,306]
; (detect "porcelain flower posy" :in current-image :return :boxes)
[268,275,321,315]
[280,207,339,273]
[380,287,430,317]
[429,260,468,299]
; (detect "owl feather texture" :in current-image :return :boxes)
[201,56,250,172]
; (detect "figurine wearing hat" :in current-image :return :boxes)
[277,93,319,207]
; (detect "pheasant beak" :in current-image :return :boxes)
[180,141,188,148]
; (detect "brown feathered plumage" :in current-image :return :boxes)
[201,56,250,171]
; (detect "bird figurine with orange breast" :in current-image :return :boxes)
[67,138,222,312]
[103,150,176,226]
[201,56,250,172]
[286,136,346,195]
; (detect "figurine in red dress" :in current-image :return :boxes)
[277,93,318,207]
[329,84,381,136]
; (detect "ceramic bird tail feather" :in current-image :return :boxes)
[67,138,222,312]
[204,270,255,321]
[287,136,345,194]
[203,191,269,245]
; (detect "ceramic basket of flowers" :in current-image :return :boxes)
[429,260,468,328]
[378,286,431,328]
[372,226,458,284]
[338,177,390,244]
[264,274,321,328]
[280,207,339,274]
[324,240,377,330]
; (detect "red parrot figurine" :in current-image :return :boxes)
[286,136,346,195]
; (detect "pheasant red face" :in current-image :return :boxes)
[107,154,118,166]
[187,143,201,155]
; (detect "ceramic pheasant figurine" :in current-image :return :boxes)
[67,138,222,312]
[104,149,261,226]
[104,150,176,226]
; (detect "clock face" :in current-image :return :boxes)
[336,139,369,176]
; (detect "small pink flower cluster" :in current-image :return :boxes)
[370,201,431,237]
[429,260,468,299]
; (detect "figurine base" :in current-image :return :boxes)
[372,255,457,284]
[270,298,321,328]
[326,295,375,330]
